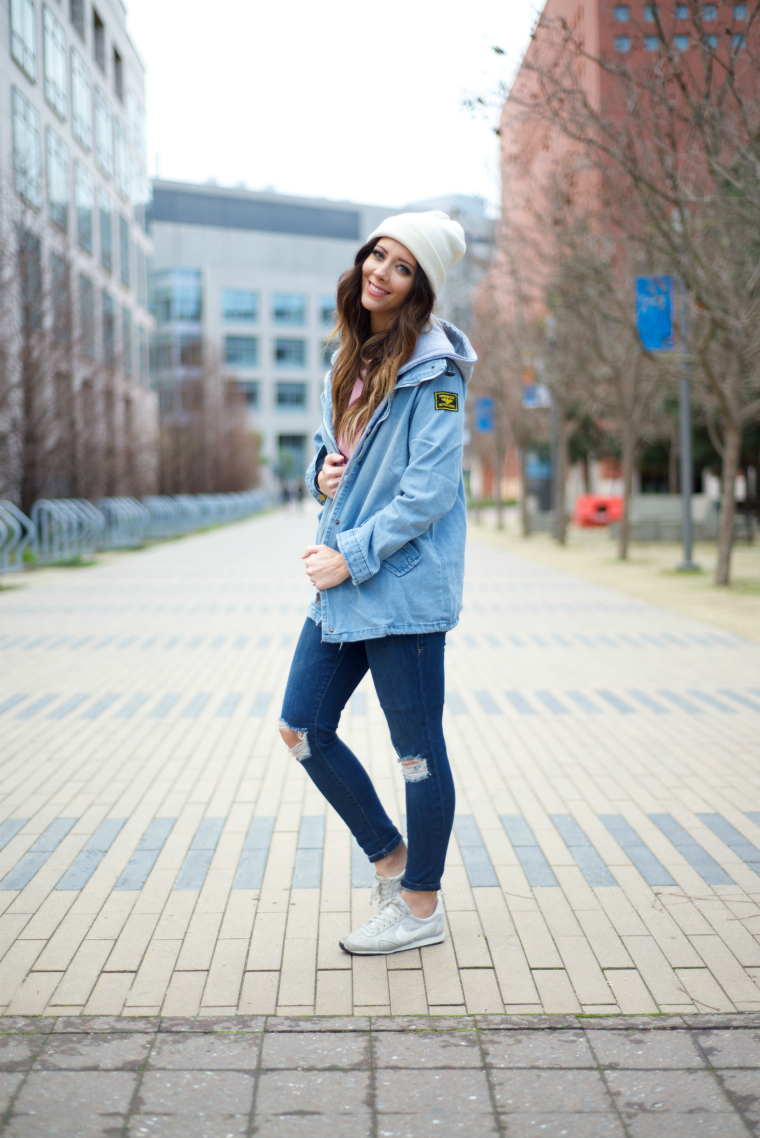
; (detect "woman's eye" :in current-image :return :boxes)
[397,265,410,275]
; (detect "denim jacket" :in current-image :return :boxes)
[304,318,477,643]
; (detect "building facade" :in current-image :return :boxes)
[150,181,493,494]
[0,0,156,502]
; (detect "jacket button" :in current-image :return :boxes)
[329,627,334,632]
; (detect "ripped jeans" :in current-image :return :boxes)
[280,617,455,892]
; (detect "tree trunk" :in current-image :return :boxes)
[555,416,569,545]
[494,428,504,531]
[617,428,636,561]
[519,447,531,536]
[715,420,741,586]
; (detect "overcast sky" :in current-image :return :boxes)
[125,0,538,212]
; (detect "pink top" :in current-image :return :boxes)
[336,377,365,463]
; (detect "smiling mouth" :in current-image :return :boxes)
[367,280,390,297]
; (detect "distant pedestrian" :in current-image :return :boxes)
[296,483,305,510]
[279,211,476,956]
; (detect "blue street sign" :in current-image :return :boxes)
[475,397,494,433]
[522,383,552,409]
[636,275,674,351]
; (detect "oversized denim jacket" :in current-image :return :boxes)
[304,318,477,643]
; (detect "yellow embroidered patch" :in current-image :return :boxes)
[434,391,459,412]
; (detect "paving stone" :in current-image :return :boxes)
[375,1067,494,1117]
[0,1072,24,1112]
[587,1028,707,1068]
[695,1028,760,1067]
[0,1034,43,1071]
[148,1031,261,1068]
[481,1029,596,1068]
[490,1067,611,1112]
[159,1015,265,1033]
[52,1015,157,1033]
[132,1069,254,1135]
[37,1032,151,1069]
[721,1069,760,1132]
[260,1031,369,1068]
[493,1115,626,1136]
[621,1115,750,1137]
[255,1068,370,1115]
[373,1030,482,1068]
[605,1068,734,1114]
[9,1070,136,1137]
[0,1018,55,1034]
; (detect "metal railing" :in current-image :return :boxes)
[0,491,267,573]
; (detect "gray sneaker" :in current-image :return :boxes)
[370,870,404,909]
[340,895,444,956]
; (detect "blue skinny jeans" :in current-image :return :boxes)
[280,617,455,892]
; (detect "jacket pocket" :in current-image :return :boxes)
[381,541,421,577]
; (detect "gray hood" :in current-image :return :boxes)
[397,317,477,386]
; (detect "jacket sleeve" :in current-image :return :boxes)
[337,366,465,585]
[305,392,329,504]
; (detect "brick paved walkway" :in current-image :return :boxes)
[1,508,760,1019]
[1,1013,759,1136]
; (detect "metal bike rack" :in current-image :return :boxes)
[0,501,36,573]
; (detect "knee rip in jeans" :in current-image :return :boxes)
[279,718,311,762]
[400,756,430,783]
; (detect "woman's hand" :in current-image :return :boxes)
[303,545,351,590]
[317,453,346,499]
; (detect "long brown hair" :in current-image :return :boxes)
[330,239,435,446]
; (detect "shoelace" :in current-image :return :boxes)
[370,874,402,909]
[359,897,409,936]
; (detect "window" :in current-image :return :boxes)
[733,31,746,48]
[128,92,146,159]
[278,434,307,478]
[99,190,112,270]
[12,89,42,208]
[19,230,42,329]
[113,46,123,99]
[704,32,718,46]
[102,290,115,361]
[273,293,307,325]
[644,5,658,19]
[11,0,37,80]
[703,4,717,18]
[119,214,130,286]
[138,325,148,383]
[74,160,94,251]
[121,307,132,374]
[47,127,69,229]
[136,246,147,307]
[50,252,70,342]
[319,296,335,326]
[614,5,629,19]
[179,333,202,367]
[614,35,631,51]
[674,4,688,15]
[43,6,67,118]
[222,289,258,322]
[71,48,92,149]
[92,7,105,69]
[225,335,258,367]
[674,33,690,48]
[79,273,95,357]
[322,340,335,367]
[277,382,307,409]
[152,269,202,324]
[69,0,84,37]
[114,118,129,199]
[94,88,113,175]
[645,35,661,49]
[240,381,259,408]
[734,4,748,17]
[275,338,306,368]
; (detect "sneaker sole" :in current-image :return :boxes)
[338,933,445,956]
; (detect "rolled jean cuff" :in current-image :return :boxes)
[367,830,404,864]
[401,877,441,893]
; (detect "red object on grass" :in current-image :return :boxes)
[573,494,623,527]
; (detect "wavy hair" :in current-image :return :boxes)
[329,239,435,447]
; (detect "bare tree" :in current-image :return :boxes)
[495,4,760,582]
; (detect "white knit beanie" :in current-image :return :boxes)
[366,211,466,297]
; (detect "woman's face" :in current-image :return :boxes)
[361,239,417,326]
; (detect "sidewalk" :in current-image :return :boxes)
[1,1013,758,1136]
[0,506,759,1022]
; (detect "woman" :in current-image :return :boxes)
[279,210,476,955]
